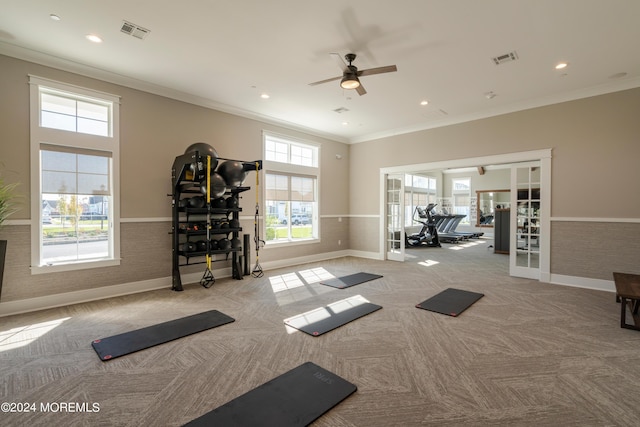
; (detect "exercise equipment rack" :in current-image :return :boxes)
[170,149,262,291]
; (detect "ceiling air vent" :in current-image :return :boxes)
[333,107,349,114]
[121,20,150,40]
[492,51,518,65]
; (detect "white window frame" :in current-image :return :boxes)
[263,132,320,246]
[404,174,436,226]
[451,177,471,225]
[29,76,121,274]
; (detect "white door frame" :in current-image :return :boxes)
[379,148,552,281]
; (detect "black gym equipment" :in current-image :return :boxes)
[405,203,441,247]
[184,362,357,426]
[182,241,196,253]
[187,196,206,209]
[185,142,219,167]
[196,240,208,252]
[200,172,226,198]
[432,211,483,240]
[217,238,231,250]
[319,272,383,289]
[211,197,226,209]
[231,237,241,249]
[217,160,249,187]
[91,310,235,361]
[225,196,239,208]
[284,296,382,336]
[252,161,265,278]
[171,143,263,291]
[416,288,484,317]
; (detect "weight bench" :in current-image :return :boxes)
[613,272,640,331]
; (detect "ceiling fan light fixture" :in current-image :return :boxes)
[340,73,360,89]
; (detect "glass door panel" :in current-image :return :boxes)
[511,165,541,279]
[386,174,404,261]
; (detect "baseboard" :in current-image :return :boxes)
[0,277,170,317]
[260,250,351,271]
[0,268,239,318]
[346,249,384,260]
[0,251,355,317]
[549,273,615,293]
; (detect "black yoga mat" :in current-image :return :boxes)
[416,288,484,317]
[319,272,383,289]
[91,310,234,361]
[185,361,357,426]
[284,296,382,336]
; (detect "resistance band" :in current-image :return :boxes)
[200,155,215,288]
[252,161,264,278]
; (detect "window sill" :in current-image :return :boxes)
[31,258,121,275]
[264,238,320,249]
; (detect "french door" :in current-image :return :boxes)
[385,174,405,261]
[510,163,541,279]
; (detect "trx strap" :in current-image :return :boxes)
[200,154,215,288]
[252,161,264,278]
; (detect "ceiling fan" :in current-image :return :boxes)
[308,53,397,96]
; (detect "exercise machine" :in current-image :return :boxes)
[405,203,441,247]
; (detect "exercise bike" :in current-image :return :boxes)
[405,203,441,247]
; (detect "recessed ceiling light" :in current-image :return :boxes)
[260,93,270,99]
[342,121,349,126]
[555,62,568,70]
[50,14,61,21]
[420,100,429,106]
[86,34,103,43]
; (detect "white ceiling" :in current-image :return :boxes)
[1,0,639,144]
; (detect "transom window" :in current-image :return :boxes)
[265,134,317,167]
[40,90,111,137]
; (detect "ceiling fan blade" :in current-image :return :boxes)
[308,75,342,86]
[330,52,348,72]
[358,65,397,77]
[356,84,367,96]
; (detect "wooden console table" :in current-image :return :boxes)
[613,272,640,331]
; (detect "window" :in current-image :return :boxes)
[29,76,120,273]
[263,133,319,244]
[265,134,317,167]
[451,177,471,225]
[404,174,436,226]
[40,91,110,136]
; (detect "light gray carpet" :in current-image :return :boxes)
[2,238,640,426]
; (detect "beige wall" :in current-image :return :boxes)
[350,89,640,217]
[1,52,639,305]
[349,88,640,278]
[0,54,349,303]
